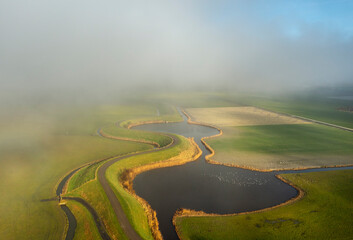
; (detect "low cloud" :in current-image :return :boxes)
[1,0,352,103]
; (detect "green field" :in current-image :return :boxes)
[175,169,353,240]
[233,94,353,129]
[208,124,353,170]
[101,125,172,147]
[65,135,192,240]
[2,92,352,239]
[0,102,181,240]
[65,201,101,240]
[106,135,191,240]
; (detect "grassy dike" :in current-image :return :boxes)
[65,201,101,240]
[65,135,198,240]
[62,105,192,239]
[0,102,180,240]
[174,169,353,240]
[100,125,172,148]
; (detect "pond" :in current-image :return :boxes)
[133,112,298,240]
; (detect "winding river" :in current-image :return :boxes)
[56,109,353,240]
[133,112,299,240]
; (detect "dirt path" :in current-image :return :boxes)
[97,133,179,240]
[57,128,178,240]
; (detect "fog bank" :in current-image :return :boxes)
[1,0,353,103]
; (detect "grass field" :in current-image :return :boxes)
[65,201,102,240]
[65,135,193,240]
[66,180,130,240]
[105,135,192,240]
[174,169,353,240]
[101,125,172,147]
[186,107,309,127]
[233,94,353,129]
[2,92,351,239]
[0,102,181,240]
[207,124,353,170]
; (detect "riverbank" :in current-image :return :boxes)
[183,108,353,172]
[174,169,353,239]
[61,117,197,239]
[57,105,184,240]
[121,137,201,240]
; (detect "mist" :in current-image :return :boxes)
[1,0,353,104]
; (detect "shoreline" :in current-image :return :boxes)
[122,137,202,240]
[57,109,352,240]
[170,109,308,239]
[55,117,181,240]
[183,108,353,172]
[172,174,305,240]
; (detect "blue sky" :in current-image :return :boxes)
[204,0,353,40]
[1,0,352,97]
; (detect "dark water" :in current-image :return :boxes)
[60,205,77,240]
[133,113,298,240]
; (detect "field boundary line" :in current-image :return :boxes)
[254,106,353,133]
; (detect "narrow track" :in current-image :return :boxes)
[57,127,178,240]
[62,197,111,240]
[96,133,178,240]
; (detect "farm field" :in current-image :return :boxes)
[186,106,353,170]
[233,94,353,129]
[186,106,309,127]
[208,124,353,170]
[0,102,181,240]
[174,169,353,240]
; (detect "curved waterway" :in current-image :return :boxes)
[133,112,298,240]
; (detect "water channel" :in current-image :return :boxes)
[133,112,299,240]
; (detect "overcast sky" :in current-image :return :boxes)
[1,0,353,101]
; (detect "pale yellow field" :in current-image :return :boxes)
[186,107,310,126]
[212,151,353,171]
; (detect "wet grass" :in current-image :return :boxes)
[175,169,353,240]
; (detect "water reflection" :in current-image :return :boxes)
[133,113,297,240]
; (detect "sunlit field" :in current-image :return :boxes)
[0,103,179,239]
[208,124,353,170]
[2,0,353,239]
[186,106,309,126]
